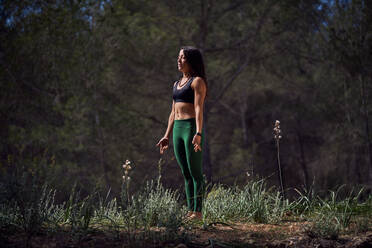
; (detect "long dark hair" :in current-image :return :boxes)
[181,46,207,91]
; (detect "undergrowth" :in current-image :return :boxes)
[0,170,371,246]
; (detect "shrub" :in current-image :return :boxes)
[132,180,184,231]
[203,179,289,224]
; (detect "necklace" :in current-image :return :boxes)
[179,77,190,87]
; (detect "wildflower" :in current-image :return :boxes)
[122,159,134,183]
[273,120,282,140]
[273,120,285,198]
[122,160,132,170]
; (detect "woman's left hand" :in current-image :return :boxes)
[192,134,202,152]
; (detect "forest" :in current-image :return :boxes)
[1,0,371,247]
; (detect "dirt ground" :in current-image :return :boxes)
[1,222,371,248]
[185,221,372,248]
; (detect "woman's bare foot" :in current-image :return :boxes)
[185,211,193,218]
[188,211,202,220]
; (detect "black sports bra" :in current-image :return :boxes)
[172,77,195,104]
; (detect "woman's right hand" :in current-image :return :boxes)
[156,137,169,154]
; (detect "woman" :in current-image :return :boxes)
[156,46,207,220]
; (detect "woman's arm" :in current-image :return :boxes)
[164,101,175,138]
[156,101,175,154]
[192,77,207,152]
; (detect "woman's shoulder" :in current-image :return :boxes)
[191,77,206,88]
[192,76,204,81]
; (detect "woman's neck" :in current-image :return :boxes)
[182,72,192,78]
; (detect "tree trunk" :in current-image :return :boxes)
[198,0,213,183]
[94,88,110,189]
[296,128,310,191]
[241,99,249,148]
[203,102,213,183]
[343,75,362,184]
[343,77,352,179]
[360,73,372,184]
[96,116,110,189]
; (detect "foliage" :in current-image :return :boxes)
[0,168,371,245]
[301,186,369,239]
[1,0,372,199]
[203,179,291,224]
[1,2,372,245]
[131,180,184,231]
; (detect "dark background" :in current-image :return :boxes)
[1,0,371,200]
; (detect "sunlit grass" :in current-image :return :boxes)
[0,170,371,245]
[202,179,290,224]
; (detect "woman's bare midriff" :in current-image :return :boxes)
[174,102,195,120]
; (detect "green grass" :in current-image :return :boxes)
[202,179,290,224]
[0,172,371,246]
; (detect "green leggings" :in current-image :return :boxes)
[173,118,204,212]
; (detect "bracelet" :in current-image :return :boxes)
[196,132,202,137]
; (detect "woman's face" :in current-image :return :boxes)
[177,49,191,73]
